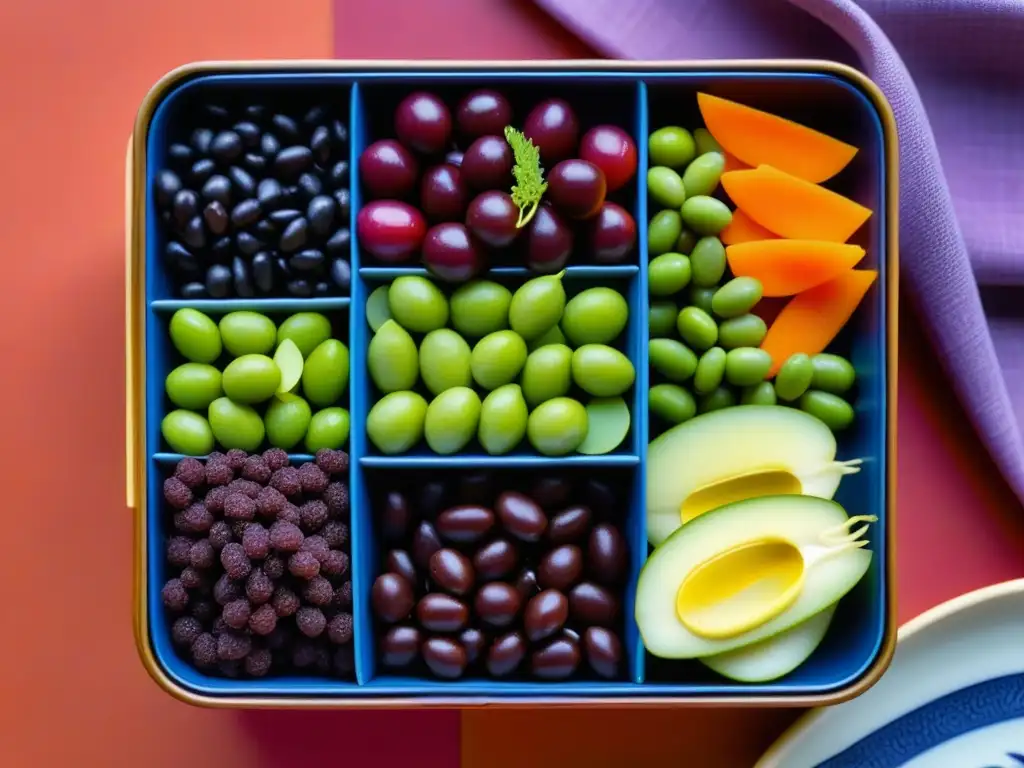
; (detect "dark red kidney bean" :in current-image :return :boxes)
[380,625,420,668]
[271,114,300,140]
[310,125,331,164]
[416,593,468,633]
[236,232,263,256]
[580,480,617,519]
[260,132,280,159]
[547,505,593,544]
[230,199,261,228]
[298,172,322,200]
[307,195,336,236]
[287,279,312,298]
[232,257,253,298]
[495,492,547,542]
[515,568,539,600]
[412,521,443,569]
[588,524,628,585]
[474,582,521,628]
[531,635,581,679]
[229,166,256,197]
[168,143,193,167]
[210,131,242,163]
[371,573,414,623]
[180,282,207,299]
[233,121,260,147]
[569,582,619,627]
[190,158,216,186]
[381,491,411,541]
[289,249,325,272]
[418,481,449,519]
[458,472,493,505]
[329,258,351,291]
[562,627,581,644]
[583,626,621,679]
[436,505,495,544]
[191,127,214,154]
[325,228,351,256]
[257,178,284,209]
[538,545,583,591]
[279,217,308,253]
[473,539,518,581]
[487,631,527,677]
[171,189,199,225]
[203,201,228,235]
[429,548,474,595]
[328,161,349,189]
[422,637,467,679]
[252,252,274,293]
[206,265,232,298]
[275,146,313,180]
[524,589,568,642]
[459,628,486,665]
[461,135,514,191]
[201,174,232,206]
[529,476,574,510]
[386,549,417,587]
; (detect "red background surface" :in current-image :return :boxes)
[0,0,1021,765]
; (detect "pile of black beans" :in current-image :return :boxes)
[153,102,352,299]
[370,471,629,681]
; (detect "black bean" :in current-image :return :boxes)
[287,278,313,297]
[189,158,216,185]
[245,104,266,121]
[153,170,182,208]
[205,264,232,298]
[203,104,231,123]
[236,231,263,256]
[181,216,206,249]
[328,161,348,189]
[252,252,274,293]
[325,228,350,256]
[172,189,200,226]
[165,241,200,273]
[232,256,254,298]
[229,166,256,198]
[275,146,313,180]
[254,219,277,240]
[268,208,301,227]
[210,236,232,262]
[279,217,308,253]
[160,210,172,227]
[298,172,322,200]
[201,175,232,206]
[313,281,331,296]
[233,121,261,147]
[180,281,207,299]
[242,153,267,174]
[168,143,193,168]
[303,105,328,126]
[210,131,242,164]
[257,178,284,209]
[190,128,214,155]
[271,114,300,140]
[333,188,350,219]
[329,258,351,292]
[260,132,280,159]
[275,256,293,280]
[330,119,348,145]
[231,199,261,228]
[281,185,303,207]
[310,125,331,164]
[289,249,324,272]
[306,195,335,236]
[203,201,228,235]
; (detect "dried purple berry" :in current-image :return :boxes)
[289,551,320,579]
[299,500,329,533]
[300,534,329,563]
[180,503,214,533]
[220,542,252,580]
[246,569,274,605]
[161,578,189,611]
[166,536,194,568]
[204,486,230,514]
[212,616,229,636]
[320,550,349,578]
[163,477,193,510]
[334,580,353,610]
[219,659,242,678]
[248,604,278,636]
[262,447,290,471]
[256,486,287,519]
[172,616,203,647]
[321,521,350,549]
[333,645,355,676]
[242,455,272,484]
[266,625,292,651]
[213,574,240,605]
[228,478,262,500]
[222,599,252,630]
[327,612,354,645]
[313,645,332,674]
[296,606,327,638]
[191,633,218,667]
[191,599,216,623]
[225,449,248,471]
[292,639,319,668]
[323,482,350,519]
[271,586,300,617]
[270,467,302,497]
[303,576,333,606]
[315,449,349,476]
[217,631,252,661]
[269,521,304,552]
[179,566,204,590]
[242,523,271,560]
[174,457,206,488]
[231,520,251,539]
[208,521,233,551]
[245,647,273,677]
[207,451,226,464]
[297,463,329,494]
[205,460,235,487]
[278,504,301,525]
[262,553,285,580]
[224,493,257,521]
[189,539,215,569]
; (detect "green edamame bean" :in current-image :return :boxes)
[718,314,768,349]
[165,363,222,411]
[699,386,736,413]
[649,301,678,338]
[277,312,331,359]
[647,166,687,209]
[450,280,512,338]
[724,347,773,386]
[711,277,764,319]
[264,393,312,450]
[648,252,692,297]
[649,384,697,424]
[419,329,472,396]
[693,128,723,156]
[509,272,566,341]
[682,152,726,197]
[368,320,419,393]
[388,275,449,334]
[562,287,629,346]
[170,308,221,364]
[649,126,696,169]
[689,236,727,287]
[775,353,814,401]
[648,210,683,256]
[305,407,350,452]
[811,353,857,394]
[161,409,215,455]
[527,324,567,351]
[478,383,528,455]
[522,344,573,407]
[680,195,733,236]
[424,387,482,455]
[208,397,265,452]
[527,397,589,456]
[571,345,636,397]
[741,381,777,405]
[688,286,716,315]
[367,390,428,454]
[676,228,698,255]
[222,354,282,404]
[693,346,726,394]
[799,390,855,431]
[676,306,718,350]
[471,330,528,390]
[219,311,277,356]
[649,338,698,382]
[302,339,349,407]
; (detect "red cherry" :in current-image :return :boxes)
[395,92,452,155]
[356,200,426,263]
[359,140,418,199]
[589,203,636,264]
[579,126,637,192]
[422,223,487,282]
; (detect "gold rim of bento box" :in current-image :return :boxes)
[127,59,899,709]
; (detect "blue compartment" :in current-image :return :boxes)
[137,64,891,702]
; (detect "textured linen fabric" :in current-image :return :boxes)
[536,0,1024,504]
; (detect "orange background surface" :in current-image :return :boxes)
[1,0,1022,765]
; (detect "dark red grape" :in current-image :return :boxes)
[465,191,519,248]
[357,200,427,263]
[394,92,452,155]
[547,160,606,220]
[589,202,636,264]
[421,164,469,223]
[445,150,464,168]
[579,125,637,193]
[525,203,573,273]
[359,139,418,199]
[457,90,513,139]
[523,99,579,165]
[461,136,513,191]
[422,223,486,282]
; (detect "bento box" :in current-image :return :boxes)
[126,60,898,708]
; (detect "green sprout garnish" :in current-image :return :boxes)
[504,125,548,228]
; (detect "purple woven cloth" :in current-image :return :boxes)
[537,0,1024,504]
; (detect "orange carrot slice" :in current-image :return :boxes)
[720,209,779,245]
[697,92,858,183]
[761,269,878,377]
[726,239,866,297]
[723,152,749,173]
[721,165,872,243]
